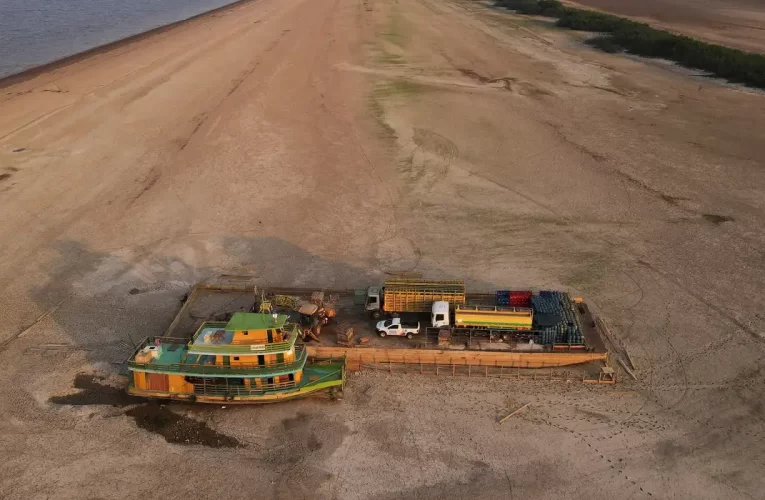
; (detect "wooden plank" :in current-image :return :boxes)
[163,284,203,337]
[499,403,530,424]
[618,359,638,380]
[306,346,607,368]
[623,347,637,371]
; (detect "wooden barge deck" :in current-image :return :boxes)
[163,283,611,378]
[307,345,607,370]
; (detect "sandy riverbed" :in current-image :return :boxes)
[1,0,764,498]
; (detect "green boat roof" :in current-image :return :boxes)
[226,312,288,331]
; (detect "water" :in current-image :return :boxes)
[0,0,239,79]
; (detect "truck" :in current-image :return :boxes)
[430,301,539,341]
[365,279,466,319]
[430,302,533,329]
[375,318,421,339]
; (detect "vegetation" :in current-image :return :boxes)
[495,0,765,89]
[497,0,566,17]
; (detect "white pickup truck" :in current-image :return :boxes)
[375,318,421,339]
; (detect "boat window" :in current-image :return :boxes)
[234,357,240,361]
[243,331,249,336]
[435,314,444,321]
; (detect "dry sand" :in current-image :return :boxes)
[1,0,764,498]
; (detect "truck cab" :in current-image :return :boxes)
[431,301,450,328]
[366,286,383,318]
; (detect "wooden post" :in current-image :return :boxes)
[499,403,531,424]
[624,347,637,370]
[618,359,637,380]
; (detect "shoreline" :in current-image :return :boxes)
[0,0,257,90]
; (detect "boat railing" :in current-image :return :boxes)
[187,323,300,354]
[128,343,308,376]
[190,363,344,397]
[192,380,298,396]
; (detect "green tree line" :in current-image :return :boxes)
[496,0,765,89]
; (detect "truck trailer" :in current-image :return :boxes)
[455,304,533,330]
[365,279,466,319]
[429,295,583,346]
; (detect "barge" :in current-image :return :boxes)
[162,282,609,369]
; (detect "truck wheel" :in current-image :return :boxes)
[406,333,414,340]
[371,310,382,320]
[378,331,386,338]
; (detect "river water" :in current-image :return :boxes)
[0,0,239,79]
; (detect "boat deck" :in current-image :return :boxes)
[137,340,188,365]
[191,324,232,346]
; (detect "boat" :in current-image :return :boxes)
[127,311,345,403]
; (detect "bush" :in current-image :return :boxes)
[537,0,567,17]
[497,0,543,15]
[586,35,622,53]
[556,9,643,33]
[497,0,565,16]
[609,29,765,87]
